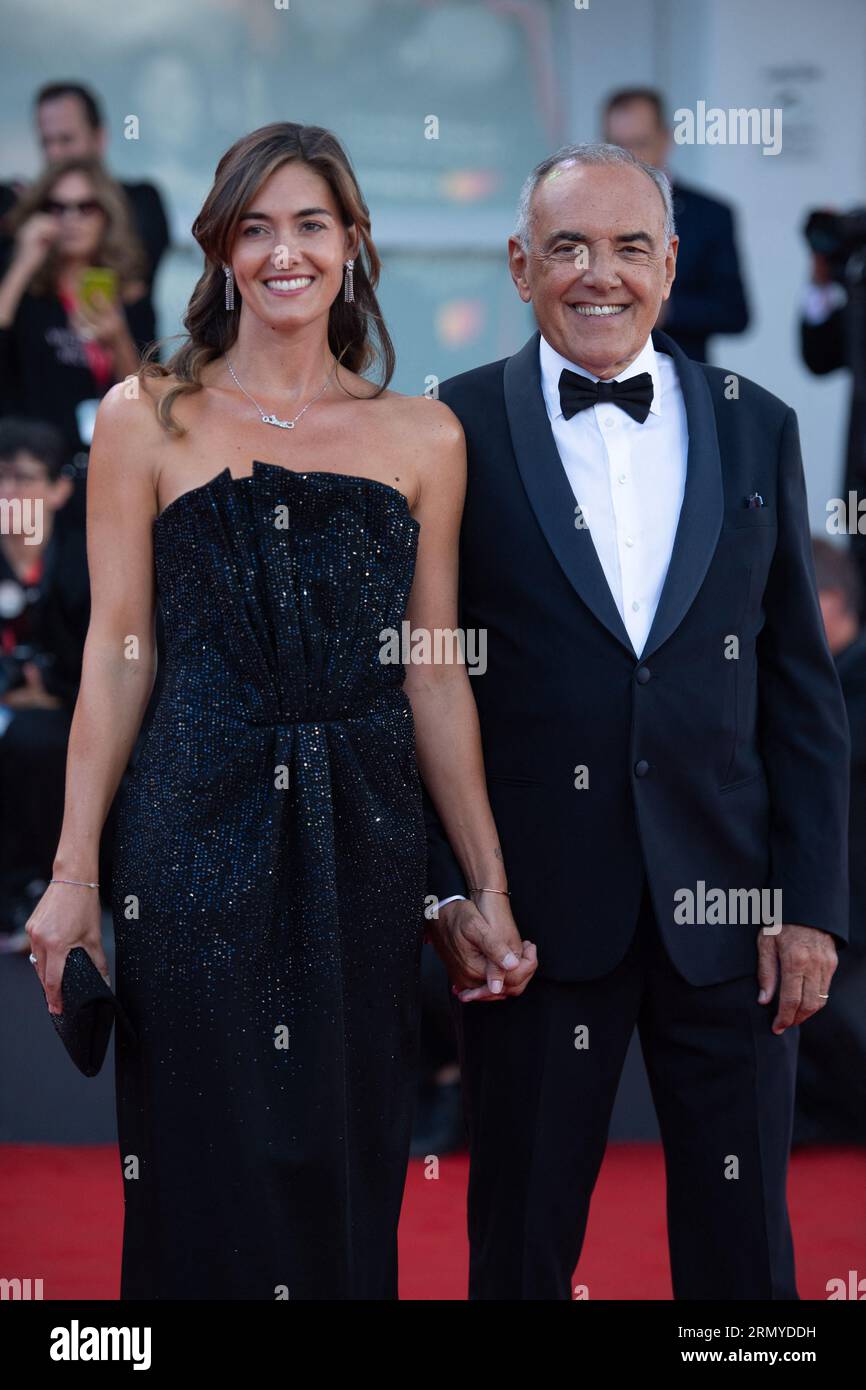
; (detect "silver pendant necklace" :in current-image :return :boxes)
[225,355,337,430]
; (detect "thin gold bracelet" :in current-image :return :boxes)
[50,877,100,889]
[469,886,510,896]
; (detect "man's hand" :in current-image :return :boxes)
[428,895,537,1002]
[756,923,838,1033]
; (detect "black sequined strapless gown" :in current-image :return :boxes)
[111,463,428,1300]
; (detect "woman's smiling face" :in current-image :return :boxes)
[229,161,357,330]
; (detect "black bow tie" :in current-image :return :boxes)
[558,368,654,424]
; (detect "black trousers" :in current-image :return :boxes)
[454,883,799,1300]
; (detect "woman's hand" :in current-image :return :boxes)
[14,211,60,273]
[0,215,59,327]
[71,289,128,348]
[430,893,538,1002]
[26,881,109,1015]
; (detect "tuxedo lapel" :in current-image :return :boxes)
[501,327,723,661]
[503,330,635,655]
[641,328,723,659]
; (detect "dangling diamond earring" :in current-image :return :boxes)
[223,264,235,311]
[343,258,354,304]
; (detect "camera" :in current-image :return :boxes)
[804,208,866,283]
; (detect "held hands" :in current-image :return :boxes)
[756,923,838,1033]
[26,881,109,1016]
[430,892,537,1002]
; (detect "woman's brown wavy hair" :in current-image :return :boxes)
[141,122,395,434]
[5,157,148,295]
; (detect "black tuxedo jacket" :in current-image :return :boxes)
[423,328,850,985]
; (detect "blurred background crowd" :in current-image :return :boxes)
[0,0,863,1153]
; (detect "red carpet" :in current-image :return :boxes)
[1,1143,863,1300]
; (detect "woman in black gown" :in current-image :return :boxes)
[27,123,536,1299]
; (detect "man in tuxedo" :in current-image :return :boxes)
[603,87,750,362]
[424,143,849,1300]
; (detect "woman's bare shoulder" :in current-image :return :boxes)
[90,372,186,489]
[99,368,190,433]
[368,383,464,444]
[337,368,459,424]
[385,390,466,467]
[376,392,466,515]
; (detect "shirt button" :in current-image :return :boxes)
[632,600,640,611]
[604,417,615,428]
[618,473,627,484]
[625,537,634,547]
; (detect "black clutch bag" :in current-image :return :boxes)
[48,946,136,1077]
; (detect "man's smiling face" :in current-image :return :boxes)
[508,160,677,380]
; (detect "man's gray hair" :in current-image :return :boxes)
[513,142,676,250]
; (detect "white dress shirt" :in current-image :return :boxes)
[539,330,688,658]
[433,330,689,914]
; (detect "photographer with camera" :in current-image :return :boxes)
[801,207,866,615]
[0,419,90,952]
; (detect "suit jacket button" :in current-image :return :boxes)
[635,666,651,684]
[634,759,650,777]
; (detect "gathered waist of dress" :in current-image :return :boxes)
[245,686,409,728]
[150,679,411,732]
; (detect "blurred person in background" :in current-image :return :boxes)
[0,419,89,953]
[603,87,750,362]
[801,219,866,618]
[793,539,866,1144]
[0,80,169,304]
[0,157,155,455]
